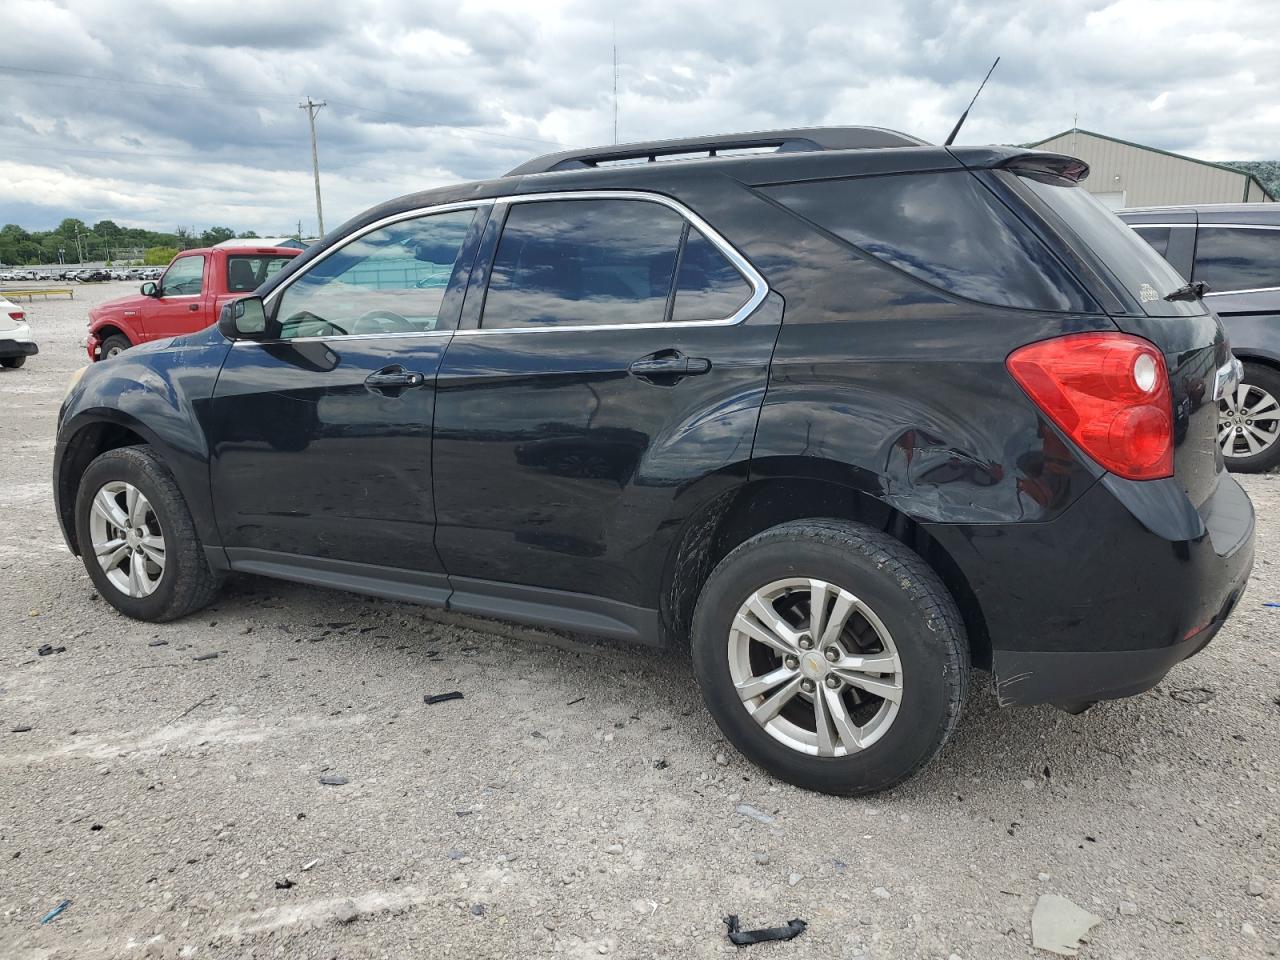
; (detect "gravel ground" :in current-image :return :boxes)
[1,282,1277,960]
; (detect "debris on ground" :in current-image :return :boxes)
[40,900,71,924]
[333,900,359,925]
[147,639,168,647]
[723,915,807,946]
[424,691,464,705]
[37,644,66,656]
[1031,893,1102,957]
[275,878,294,890]
[301,859,319,871]
[653,759,669,770]
[1170,687,1214,704]
[470,903,485,916]
[736,803,775,825]
[10,725,33,733]
[319,775,349,786]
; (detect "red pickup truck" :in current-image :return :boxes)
[86,245,301,360]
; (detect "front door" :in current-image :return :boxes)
[146,253,208,339]
[432,195,779,616]
[207,205,487,581]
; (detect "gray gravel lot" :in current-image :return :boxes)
[1,282,1277,959]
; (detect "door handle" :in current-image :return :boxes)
[628,351,712,383]
[188,303,200,311]
[365,366,426,390]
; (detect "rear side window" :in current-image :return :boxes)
[762,172,1095,312]
[1131,226,1172,259]
[1017,175,1200,316]
[672,228,753,322]
[227,255,294,293]
[482,199,684,328]
[1193,227,1280,293]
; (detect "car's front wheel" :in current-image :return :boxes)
[74,446,222,621]
[0,356,26,369]
[691,519,968,795]
[100,334,131,360]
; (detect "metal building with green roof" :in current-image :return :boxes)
[1027,128,1275,210]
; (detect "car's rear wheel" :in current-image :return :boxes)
[74,446,221,621]
[1219,362,1280,473]
[691,519,968,795]
[100,334,130,360]
[0,356,26,369]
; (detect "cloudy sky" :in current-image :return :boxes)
[2,0,1278,235]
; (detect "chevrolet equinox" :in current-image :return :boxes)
[55,127,1254,794]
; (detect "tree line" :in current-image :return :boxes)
[0,220,276,266]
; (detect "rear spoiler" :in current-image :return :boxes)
[998,152,1090,184]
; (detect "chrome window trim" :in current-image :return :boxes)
[232,329,454,346]
[1205,285,1280,298]
[261,190,768,342]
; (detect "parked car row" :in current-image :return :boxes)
[56,126,1254,796]
[0,267,162,282]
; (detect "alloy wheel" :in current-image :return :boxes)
[1219,381,1280,459]
[727,577,903,757]
[88,480,166,597]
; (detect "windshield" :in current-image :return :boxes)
[1016,174,1205,317]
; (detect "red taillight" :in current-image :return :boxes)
[6,311,22,321]
[1006,332,1173,481]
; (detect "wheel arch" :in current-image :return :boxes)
[658,469,991,670]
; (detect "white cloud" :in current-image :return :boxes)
[1,0,1278,233]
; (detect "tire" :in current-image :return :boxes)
[691,519,968,795]
[0,356,25,369]
[100,334,130,360]
[74,446,222,622]
[1220,361,1280,473]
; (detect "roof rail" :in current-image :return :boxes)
[506,126,930,177]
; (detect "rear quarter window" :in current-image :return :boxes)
[761,171,1096,313]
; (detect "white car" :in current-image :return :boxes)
[0,295,37,369]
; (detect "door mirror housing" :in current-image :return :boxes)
[140,281,158,297]
[219,296,269,341]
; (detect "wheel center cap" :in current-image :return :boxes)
[126,529,140,547]
[799,652,827,680]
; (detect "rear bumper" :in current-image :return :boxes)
[925,470,1254,707]
[0,338,38,359]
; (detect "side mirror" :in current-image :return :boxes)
[140,281,158,297]
[218,296,269,341]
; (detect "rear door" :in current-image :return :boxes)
[207,204,487,580]
[431,192,778,621]
[146,253,208,339]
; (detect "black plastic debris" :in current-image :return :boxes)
[10,725,33,734]
[275,878,294,890]
[723,915,807,946]
[37,645,66,656]
[653,759,669,770]
[193,653,219,662]
[425,691,464,705]
[148,640,168,647]
[319,775,349,786]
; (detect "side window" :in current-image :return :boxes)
[672,228,753,322]
[1131,226,1172,260]
[762,172,1095,312]
[481,199,684,328]
[159,255,205,297]
[227,255,295,293]
[1193,227,1280,293]
[274,209,476,339]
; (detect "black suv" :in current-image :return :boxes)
[55,128,1253,795]
[1120,204,1280,471]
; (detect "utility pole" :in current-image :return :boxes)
[299,97,327,236]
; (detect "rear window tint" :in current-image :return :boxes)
[1018,175,1201,316]
[1193,227,1280,293]
[762,171,1095,312]
[672,228,753,321]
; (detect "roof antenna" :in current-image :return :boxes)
[944,56,1000,146]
